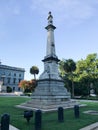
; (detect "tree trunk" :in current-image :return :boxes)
[34,74,36,80]
[72,81,74,98]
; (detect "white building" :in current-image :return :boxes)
[0,61,25,92]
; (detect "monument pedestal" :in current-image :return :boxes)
[18,79,78,112]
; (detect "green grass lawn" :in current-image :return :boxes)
[0,97,98,130]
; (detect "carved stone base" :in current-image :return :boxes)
[17,79,78,112]
[17,97,78,112]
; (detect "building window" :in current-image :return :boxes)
[1,74,5,85]
[18,87,20,91]
[19,74,21,77]
[19,79,21,83]
[13,87,15,91]
[14,73,16,76]
[7,78,11,84]
[13,78,16,84]
[8,73,11,76]
[1,77,5,85]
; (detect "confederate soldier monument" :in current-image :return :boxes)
[20,12,76,111]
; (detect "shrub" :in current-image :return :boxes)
[7,86,12,93]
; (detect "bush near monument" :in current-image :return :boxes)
[18,79,37,93]
[7,86,12,93]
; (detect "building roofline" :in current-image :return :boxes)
[0,64,25,72]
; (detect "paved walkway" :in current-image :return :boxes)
[0,92,30,98]
[74,99,98,103]
[80,122,98,130]
[10,125,19,130]
[0,125,19,130]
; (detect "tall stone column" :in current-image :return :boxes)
[39,12,61,80]
[46,12,56,57]
[31,12,71,107]
[18,12,77,112]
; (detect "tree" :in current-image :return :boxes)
[18,79,37,92]
[59,59,65,77]
[59,59,76,97]
[30,66,39,80]
[59,53,98,97]
[29,79,37,92]
[18,80,29,92]
[75,53,98,96]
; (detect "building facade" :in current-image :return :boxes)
[0,62,25,92]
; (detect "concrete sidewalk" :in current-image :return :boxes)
[80,122,98,130]
[10,125,19,130]
[0,125,19,130]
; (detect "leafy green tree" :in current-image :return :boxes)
[75,53,98,96]
[59,59,76,97]
[59,53,98,97]
[30,66,39,79]
[59,59,65,77]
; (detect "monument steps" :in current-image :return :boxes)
[17,99,78,112]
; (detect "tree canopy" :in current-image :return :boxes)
[59,59,76,97]
[75,53,98,82]
[59,53,98,96]
[18,79,36,92]
[30,66,39,79]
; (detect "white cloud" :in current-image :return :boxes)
[31,0,98,26]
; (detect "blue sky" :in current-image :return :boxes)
[0,0,98,80]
